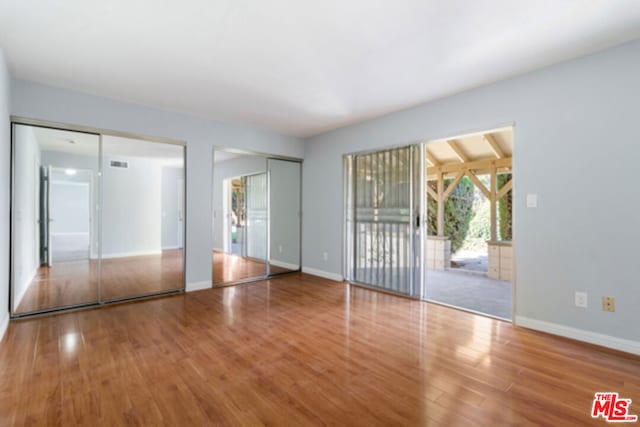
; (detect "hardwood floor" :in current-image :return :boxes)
[2,273,639,425]
[16,250,184,314]
[212,251,289,284]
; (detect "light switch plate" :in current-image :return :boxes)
[526,194,537,208]
[575,291,588,308]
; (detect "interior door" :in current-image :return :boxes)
[350,146,421,296]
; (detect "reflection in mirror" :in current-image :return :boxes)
[100,136,185,301]
[12,124,100,314]
[212,151,268,284]
[268,159,301,273]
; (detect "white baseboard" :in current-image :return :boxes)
[162,245,183,250]
[516,316,640,356]
[270,259,300,270]
[186,281,212,292]
[212,247,225,252]
[0,312,9,342]
[14,268,37,311]
[101,250,162,259]
[302,267,344,282]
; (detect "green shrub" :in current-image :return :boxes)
[427,176,475,253]
[497,174,513,241]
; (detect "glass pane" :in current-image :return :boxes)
[12,124,100,314]
[100,136,185,301]
[212,152,267,284]
[268,159,301,273]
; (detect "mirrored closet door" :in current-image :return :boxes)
[99,136,185,302]
[212,150,301,285]
[11,122,186,317]
[12,124,100,314]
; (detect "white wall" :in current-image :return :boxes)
[11,80,304,290]
[0,48,9,336]
[303,39,640,350]
[101,156,163,257]
[12,125,40,311]
[41,150,183,258]
[212,154,266,251]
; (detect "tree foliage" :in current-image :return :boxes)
[497,174,513,241]
[427,176,475,253]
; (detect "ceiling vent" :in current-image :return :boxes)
[109,160,129,169]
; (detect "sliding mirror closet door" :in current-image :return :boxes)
[100,136,185,301]
[212,152,268,284]
[348,146,421,296]
[11,124,100,315]
[268,159,301,274]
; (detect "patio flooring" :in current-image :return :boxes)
[425,268,512,320]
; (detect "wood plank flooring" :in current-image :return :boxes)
[2,273,639,426]
[16,251,286,314]
[16,250,185,314]
[212,251,289,284]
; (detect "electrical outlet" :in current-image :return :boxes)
[575,291,588,308]
[278,245,283,254]
[322,251,329,262]
[602,296,615,312]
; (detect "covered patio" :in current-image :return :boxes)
[424,128,513,320]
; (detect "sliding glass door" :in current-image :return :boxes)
[211,151,302,285]
[345,145,423,297]
[11,122,186,317]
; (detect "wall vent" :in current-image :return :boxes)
[109,160,129,169]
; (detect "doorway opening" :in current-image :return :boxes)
[424,128,513,320]
[343,126,514,321]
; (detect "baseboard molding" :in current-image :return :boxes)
[516,316,640,356]
[186,281,212,292]
[101,250,162,260]
[213,247,225,253]
[270,259,300,270]
[15,268,37,311]
[0,312,9,342]
[162,245,183,251]
[301,267,344,282]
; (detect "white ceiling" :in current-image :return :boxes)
[2,1,640,137]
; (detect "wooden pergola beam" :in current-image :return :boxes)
[426,150,440,167]
[465,170,491,199]
[447,140,469,163]
[437,173,444,236]
[442,170,465,201]
[426,184,438,200]
[427,157,511,175]
[484,133,505,159]
[490,167,497,241]
[496,179,513,201]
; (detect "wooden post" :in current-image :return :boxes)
[490,166,497,241]
[437,172,444,236]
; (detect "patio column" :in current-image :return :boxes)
[437,172,444,236]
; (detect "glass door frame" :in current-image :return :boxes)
[211,148,303,288]
[343,137,516,322]
[342,143,425,298]
[9,116,187,318]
